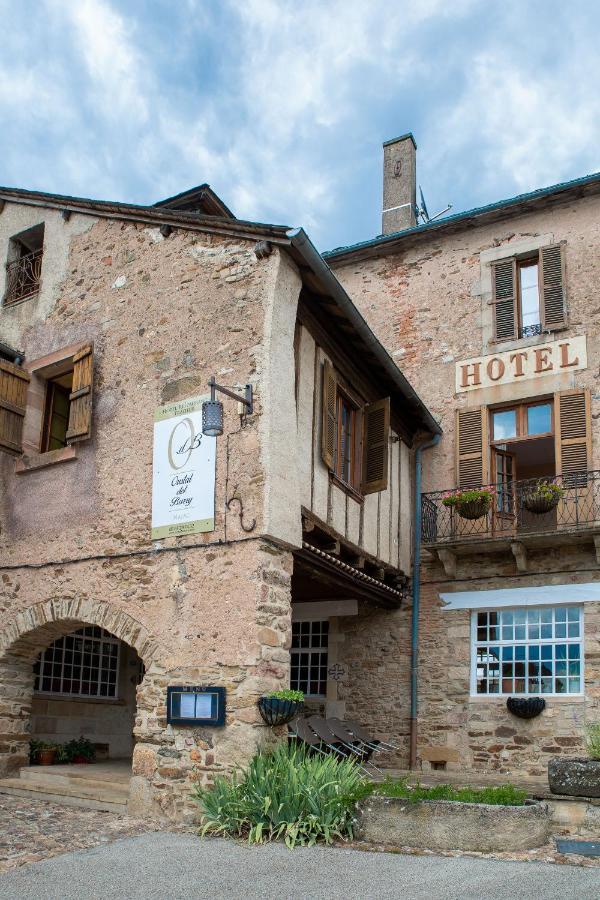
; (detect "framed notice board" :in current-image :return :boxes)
[166,686,226,727]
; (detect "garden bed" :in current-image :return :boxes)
[356,782,550,852]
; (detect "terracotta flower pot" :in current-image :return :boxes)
[36,748,57,766]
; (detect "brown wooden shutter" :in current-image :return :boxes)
[361,397,390,495]
[555,389,590,478]
[321,359,336,470]
[456,407,487,488]
[66,345,94,443]
[0,359,30,456]
[540,244,566,328]
[492,258,517,341]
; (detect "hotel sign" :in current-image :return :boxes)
[455,335,587,394]
[151,396,216,539]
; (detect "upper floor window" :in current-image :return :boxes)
[3,223,44,307]
[492,244,566,342]
[321,359,390,496]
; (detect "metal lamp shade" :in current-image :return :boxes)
[202,399,224,437]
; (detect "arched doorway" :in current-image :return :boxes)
[0,599,167,811]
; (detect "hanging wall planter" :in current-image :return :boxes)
[506,696,546,719]
[258,691,304,727]
[522,481,563,515]
[442,489,494,521]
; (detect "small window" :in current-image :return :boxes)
[33,626,121,699]
[492,409,517,441]
[335,392,357,487]
[526,403,552,436]
[290,620,329,698]
[41,371,73,452]
[472,606,583,696]
[3,223,44,306]
[491,400,553,443]
[518,259,541,337]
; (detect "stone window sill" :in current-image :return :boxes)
[487,325,569,353]
[34,692,127,706]
[468,694,585,703]
[15,444,78,473]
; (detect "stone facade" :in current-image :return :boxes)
[329,181,600,777]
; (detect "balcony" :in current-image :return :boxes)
[4,248,43,306]
[421,471,600,575]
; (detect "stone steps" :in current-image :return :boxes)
[0,764,131,814]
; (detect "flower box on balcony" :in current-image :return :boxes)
[442,488,494,521]
[522,481,563,515]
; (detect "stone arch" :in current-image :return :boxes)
[0,599,172,777]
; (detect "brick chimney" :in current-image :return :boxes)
[382,133,417,234]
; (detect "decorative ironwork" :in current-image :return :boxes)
[421,471,600,544]
[4,248,43,305]
[520,323,543,338]
[226,494,256,532]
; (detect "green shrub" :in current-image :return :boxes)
[373,777,527,806]
[194,742,370,848]
[585,722,600,760]
[267,689,304,702]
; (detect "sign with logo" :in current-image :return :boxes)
[151,396,216,539]
[455,335,587,394]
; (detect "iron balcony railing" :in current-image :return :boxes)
[421,471,600,545]
[4,248,43,305]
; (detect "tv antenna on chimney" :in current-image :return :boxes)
[416,185,452,225]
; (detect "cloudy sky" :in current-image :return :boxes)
[1,0,598,251]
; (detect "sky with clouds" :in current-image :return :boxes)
[0,0,598,251]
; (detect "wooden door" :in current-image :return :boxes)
[492,447,516,533]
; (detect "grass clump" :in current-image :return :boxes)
[194,742,370,849]
[585,722,600,760]
[373,777,527,806]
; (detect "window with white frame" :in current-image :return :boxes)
[472,606,583,696]
[290,620,329,698]
[33,626,120,699]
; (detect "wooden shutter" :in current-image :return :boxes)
[321,359,336,470]
[491,258,517,341]
[0,359,30,456]
[540,244,566,328]
[361,397,390,495]
[66,345,94,443]
[456,407,487,488]
[555,390,590,478]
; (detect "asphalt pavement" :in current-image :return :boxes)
[0,831,597,900]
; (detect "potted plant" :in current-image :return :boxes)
[258,689,304,726]
[30,740,58,766]
[63,737,96,764]
[442,488,495,520]
[522,480,564,515]
[548,723,600,798]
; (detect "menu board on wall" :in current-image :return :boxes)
[151,396,216,539]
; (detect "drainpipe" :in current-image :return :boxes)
[409,432,441,769]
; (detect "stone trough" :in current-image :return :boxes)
[356,794,551,852]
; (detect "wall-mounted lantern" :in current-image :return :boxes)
[201,375,253,437]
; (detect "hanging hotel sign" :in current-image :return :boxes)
[456,335,587,394]
[151,395,216,539]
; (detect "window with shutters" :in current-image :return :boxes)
[321,359,390,497]
[3,223,44,307]
[491,245,566,341]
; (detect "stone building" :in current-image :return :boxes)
[326,134,600,777]
[0,182,436,818]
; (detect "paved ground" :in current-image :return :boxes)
[1,830,599,900]
[0,793,164,874]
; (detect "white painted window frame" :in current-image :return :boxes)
[469,605,584,698]
[34,626,121,700]
[291,619,329,699]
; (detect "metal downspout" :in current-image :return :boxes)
[410,433,441,769]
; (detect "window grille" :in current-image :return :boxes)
[33,626,120,699]
[290,620,329,698]
[472,606,583,696]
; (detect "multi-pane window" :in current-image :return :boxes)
[518,259,541,337]
[472,606,583,696]
[290,620,329,698]
[33,626,120,699]
[335,392,357,488]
